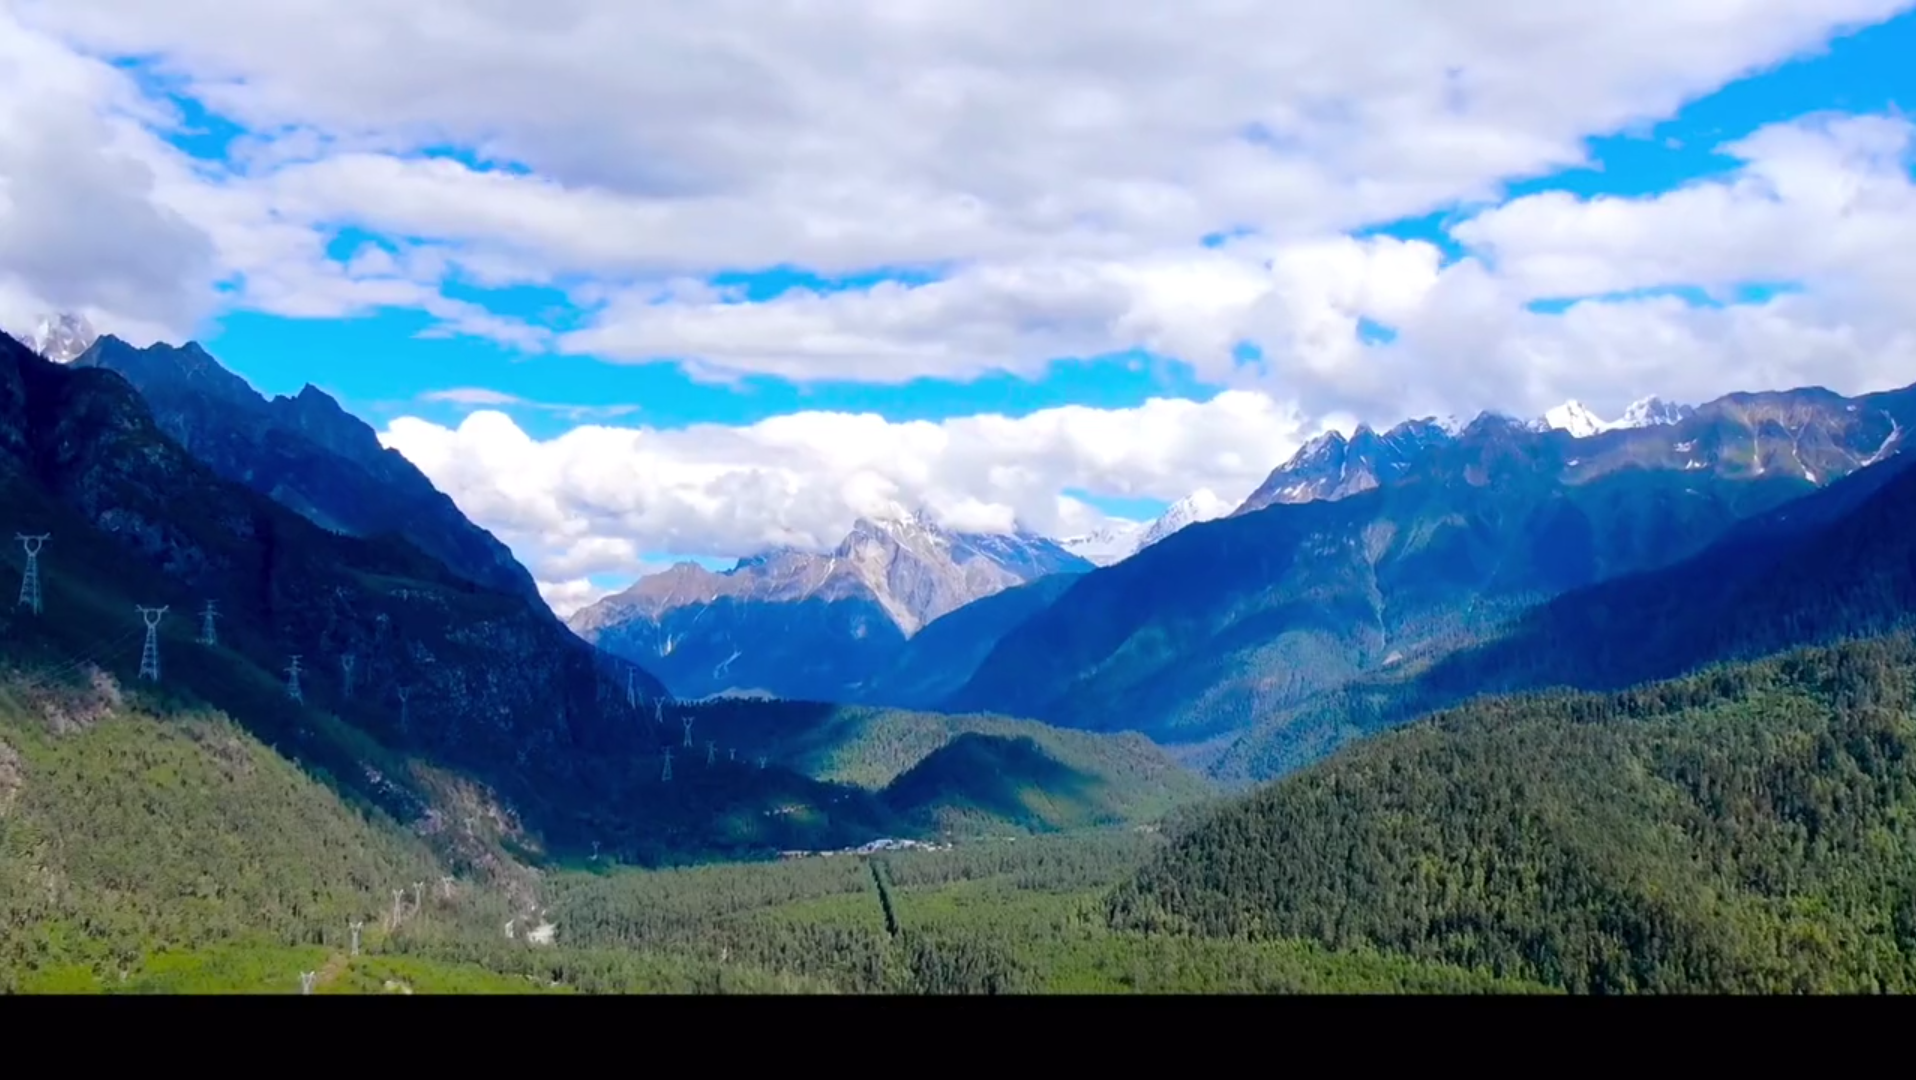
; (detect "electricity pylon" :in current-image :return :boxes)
[16,534,47,615]
[136,606,167,681]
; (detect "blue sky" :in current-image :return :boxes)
[10,3,1915,607]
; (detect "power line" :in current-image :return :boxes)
[15,534,48,615]
[136,606,167,681]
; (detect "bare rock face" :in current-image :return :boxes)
[569,507,1093,701]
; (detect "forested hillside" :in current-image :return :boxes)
[1212,448,1916,783]
[1110,636,1916,993]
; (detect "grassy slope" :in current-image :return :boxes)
[1110,635,1916,993]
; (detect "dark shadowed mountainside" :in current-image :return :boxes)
[73,336,544,607]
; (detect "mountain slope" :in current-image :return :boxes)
[951,384,1916,751]
[4,330,1201,868]
[571,508,1092,701]
[853,572,1084,709]
[1108,635,1916,993]
[0,682,446,991]
[1212,446,1916,783]
[881,732,1181,834]
[73,335,543,607]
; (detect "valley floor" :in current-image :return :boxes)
[10,830,1542,994]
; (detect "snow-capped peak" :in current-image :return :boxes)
[1056,520,1147,566]
[1058,489,1233,566]
[1613,396,1694,429]
[27,311,98,363]
[1542,400,1606,439]
[1138,489,1231,547]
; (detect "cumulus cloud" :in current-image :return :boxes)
[378,391,1315,584]
[11,0,1916,589]
[12,0,1914,385]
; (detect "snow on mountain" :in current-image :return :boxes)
[1614,396,1695,429]
[1538,396,1696,438]
[1058,520,1148,566]
[1137,489,1232,548]
[26,311,98,363]
[1058,489,1234,567]
[1542,400,1606,439]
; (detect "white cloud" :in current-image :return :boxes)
[9,0,1916,581]
[538,577,619,619]
[10,2,1913,376]
[378,391,1314,582]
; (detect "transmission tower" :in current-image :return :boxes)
[757,755,768,770]
[654,697,664,724]
[660,748,673,782]
[15,534,47,615]
[299,971,317,996]
[349,920,364,956]
[706,740,717,766]
[136,606,167,681]
[626,669,636,708]
[728,747,736,763]
[682,715,694,747]
[340,654,356,700]
[396,686,410,731]
[285,656,303,702]
[197,600,219,645]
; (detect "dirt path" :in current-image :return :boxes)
[313,951,351,991]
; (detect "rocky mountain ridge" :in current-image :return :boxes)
[567,507,1094,701]
[72,335,544,607]
[948,379,1916,762]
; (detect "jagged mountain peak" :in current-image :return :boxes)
[1616,395,1695,429]
[1542,400,1606,439]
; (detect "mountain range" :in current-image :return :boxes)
[0,324,1203,870]
[937,383,1915,773]
[12,306,1916,995]
[567,506,1095,702]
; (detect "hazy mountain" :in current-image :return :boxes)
[947,382,1916,755]
[73,335,544,607]
[569,506,1093,701]
[1059,489,1234,566]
